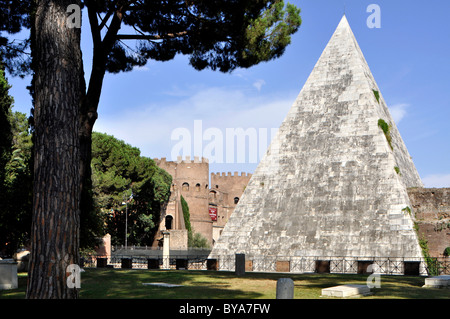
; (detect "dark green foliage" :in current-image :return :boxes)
[0,0,33,77]
[190,232,210,249]
[414,222,439,276]
[419,237,439,276]
[0,65,33,256]
[377,119,389,135]
[180,195,191,233]
[91,132,172,246]
[378,119,393,150]
[394,166,400,175]
[180,195,210,248]
[373,89,380,103]
[80,185,104,250]
[96,0,302,73]
[1,111,33,255]
[444,247,450,257]
[2,1,302,76]
[0,65,12,176]
[402,206,411,216]
[0,65,14,256]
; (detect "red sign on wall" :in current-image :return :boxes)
[209,207,217,221]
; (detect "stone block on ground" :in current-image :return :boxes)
[321,284,371,298]
[423,275,450,288]
[0,260,18,290]
[276,278,294,299]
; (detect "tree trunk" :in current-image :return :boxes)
[78,3,124,247]
[26,0,83,299]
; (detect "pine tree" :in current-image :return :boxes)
[91,132,172,247]
[1,0,302,298]
[0,59,13,257]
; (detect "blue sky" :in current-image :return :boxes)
[6,0,450,187]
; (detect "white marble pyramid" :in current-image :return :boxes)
[209,16,424,270]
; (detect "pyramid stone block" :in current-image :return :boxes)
[209,16,425,272]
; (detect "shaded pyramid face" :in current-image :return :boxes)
[210,16,423,264]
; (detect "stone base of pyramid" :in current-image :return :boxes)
[213,255,428,276]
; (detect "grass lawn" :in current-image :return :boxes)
[1,268,449,299]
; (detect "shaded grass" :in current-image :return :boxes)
[1,269,449,299]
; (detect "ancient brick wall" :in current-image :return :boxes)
[210,172,252,244]
[153,158,251,247]
[408,188,450,257]
[155,156,212,245]
[210,172,252,208]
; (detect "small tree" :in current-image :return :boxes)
[92,132,172,247]
[444,247,450,257]
[190,233,210,249]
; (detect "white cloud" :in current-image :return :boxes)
[93,86,295,164]
[133,65,149,72]
[422,174,450,188]
[252,79,266,92]
[389,103,409,124]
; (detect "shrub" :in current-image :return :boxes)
[373,89,380,103]
[378,119,393,150]
[444,247,450,257]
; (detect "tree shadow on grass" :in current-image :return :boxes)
[0,273,27,299]
[5,269,446,300]
[80,268,265,299]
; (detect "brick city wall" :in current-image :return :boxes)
[408,188,450,257]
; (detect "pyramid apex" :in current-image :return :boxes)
[336,14,351,30]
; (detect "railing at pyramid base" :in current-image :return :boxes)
[215,255,449,276]
[79,254,449,276]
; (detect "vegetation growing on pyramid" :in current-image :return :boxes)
[373,89,380,103]
[402,206,411,216]
[394,166,401,175]
[378,119,393,150]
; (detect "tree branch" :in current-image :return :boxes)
[86,2,101,48]
[116,31,189,41]
[98,10,113,31]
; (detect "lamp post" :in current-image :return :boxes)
[122,190,133,250]
[124,200,128,250]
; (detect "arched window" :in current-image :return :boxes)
[165,215,173,230]
[234,197,239,204]
[182,182,189,191]
[196,183,200,191]
[209,190,217,199]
